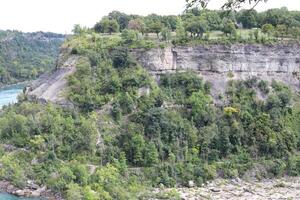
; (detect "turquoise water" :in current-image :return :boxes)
[0,84,24,108]
[0,193,39,200]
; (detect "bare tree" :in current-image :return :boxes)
[186,0,267,10]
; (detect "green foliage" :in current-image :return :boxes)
[0,154,26,187]
[262,23,275,37]
[222,20,237,36]
[94,18,120,34]
[1,18,300,198]
[0,30,63,85]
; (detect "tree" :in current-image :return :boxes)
[144,142,159,166]
[185,17,209,38]
[237,10,258,28]
[108,11,131,30]
[275,24,287,39]
[127,19,145,33]
[175,17,187,43]
[222,19,237,36]
[186,0,267,10]
[262,23,274,37]
[147,21,163,37]
[72,24,85,35]
[202,10,223,30]
[160,27,172,42]
[94,18,120,34]
[121,29,138,44]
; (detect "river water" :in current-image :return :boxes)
[0,193,40,200]
[0,84,24,108]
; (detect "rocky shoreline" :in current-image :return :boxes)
[0,180,63,200]
[153,176,300,200]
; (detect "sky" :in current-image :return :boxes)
[0,0,299,34]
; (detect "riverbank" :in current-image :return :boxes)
[152,176,300,200]
[0,181,63,200]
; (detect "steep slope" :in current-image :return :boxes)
[26,47,80,105]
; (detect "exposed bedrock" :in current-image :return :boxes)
[132,44,300,96]
[27,44,300,104]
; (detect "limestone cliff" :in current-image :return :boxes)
[132,44,300,96]
[27,43,300,104]
[26,47,79,106]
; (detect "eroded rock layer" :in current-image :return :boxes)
[132,44,300,96]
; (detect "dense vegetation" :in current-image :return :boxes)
[84,7,300,46]
[0,30,64,85]
[0,26,299,199]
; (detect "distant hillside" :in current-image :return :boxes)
[0,30,64,85]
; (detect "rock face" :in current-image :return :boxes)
[132,44,300,96]
[28,43,300,104]
[26,48,79,106]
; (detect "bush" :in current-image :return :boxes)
[258,80,269,94]
[267,159,286,177]
[287,155,300,176]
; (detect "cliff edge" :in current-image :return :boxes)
[27,43,300,104]
[132,43,300,96]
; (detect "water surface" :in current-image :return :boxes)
[0,84,24,108]
[0,193,39,200]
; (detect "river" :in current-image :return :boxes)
[0,84,24,108]
[0,193,40,200]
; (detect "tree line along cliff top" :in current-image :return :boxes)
[71,8,300,48]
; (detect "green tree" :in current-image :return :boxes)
[160,27,172,42]
[238,10,258,28]
[222,20,237,36]
[121,29,138,44]
[127,19,146,34]
[144,142,159,166]
[108,11,131,31]
[94,18,120,34]
[185,17,209,38]
[262,23,275,37]
[275,24,287,39]
[147,21,163,37]
[175,17,187,43]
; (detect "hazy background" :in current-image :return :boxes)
[0,0,299,33]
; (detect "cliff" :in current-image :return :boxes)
[27,43,300,103]
[26,47,79,106]
[132,44,300,96]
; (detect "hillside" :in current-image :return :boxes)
[1,8,300,200]
[0,30,64,85]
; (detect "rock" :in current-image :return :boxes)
[210,188,221,192]
[132,44,300,100]
[188,180,195,188]
[7,184,14,191]
[26,54,79,106]
[15,189,25,196]
[31,158,38,165]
